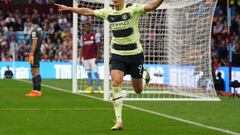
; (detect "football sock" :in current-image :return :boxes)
[32,74,41,91]
[94,72,101,88]
[87,72,93,87]
[142,70,147,88]
[142,68,150,88]
[112,87,123,123]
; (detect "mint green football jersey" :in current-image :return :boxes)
[94,3,145,56]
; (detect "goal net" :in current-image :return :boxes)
[73,0,220,101]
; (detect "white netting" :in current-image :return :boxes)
[74,0,220,101]
[76,1,104,93]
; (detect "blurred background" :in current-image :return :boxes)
[0,0,240,93]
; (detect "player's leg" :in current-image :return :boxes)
[94,72,102,92]
[130,64,144,94]
[132,78,143,94]
[26,55,41,96]
[132,69,150,93]
[91,58,102,92]
[83,59,93,93]
[110,54,126,130]
[128,53,150,94]
[111,69,124,130]
[86,71,93,91]
[31,68,42,91]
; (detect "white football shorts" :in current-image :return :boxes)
[82,58,98,72]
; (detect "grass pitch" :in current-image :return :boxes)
[0,79,240,135]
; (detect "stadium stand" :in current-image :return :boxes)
[0,1,239,66]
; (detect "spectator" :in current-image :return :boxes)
[5,12,15,29]
[23,21,32,44]
[3,65,13,79]
[0,2,239,65]
[2,52,13,61]
[214,72,225,96]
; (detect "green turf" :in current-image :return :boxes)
[0,79,239,135]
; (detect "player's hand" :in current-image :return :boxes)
[80,58,83,64]
[55,4,70,12]
[29,52,34,65]
[95,58,98,64]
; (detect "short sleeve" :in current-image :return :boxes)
[79,37,83,47]
[132,3,145,16]
[95,33,101,43]
[31,30,38,39]
[94,8,109,20]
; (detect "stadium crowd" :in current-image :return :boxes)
[0,6,74,62]
[212,1,240,66]
[0,1,240,66]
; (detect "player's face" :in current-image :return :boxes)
[112,0,124,7]
[205,0,213,6]
[83,24,91,34]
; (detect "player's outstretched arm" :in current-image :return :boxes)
[55,4,95,16]
[144,0,164,12]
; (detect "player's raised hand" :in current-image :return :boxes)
[55,4,70,12]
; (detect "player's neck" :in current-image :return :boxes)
[85,31,91,35]
[32,24,38,28]
[115,3,124,11]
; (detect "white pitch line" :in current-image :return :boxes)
[0,127,16,132]
[0,108,113,111]
[18,80,240,135]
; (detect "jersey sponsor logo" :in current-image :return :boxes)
[110,21,130,30]
[84,40,94,45]
[108,13,131,30]
[83,34,96,46]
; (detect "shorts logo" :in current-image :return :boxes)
[138,65,143,75]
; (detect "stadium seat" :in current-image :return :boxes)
[15,31,26,44]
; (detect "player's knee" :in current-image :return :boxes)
[112,80,122,87]
[31,68,39,75]
[135,89,142,94]
[134,88,143,94]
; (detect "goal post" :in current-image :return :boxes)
[72,0,79,94]
[103,0,110,101]
[72,0,220,101]
[73,0,111,100]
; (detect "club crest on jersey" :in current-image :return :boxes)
[122,13,129,21]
